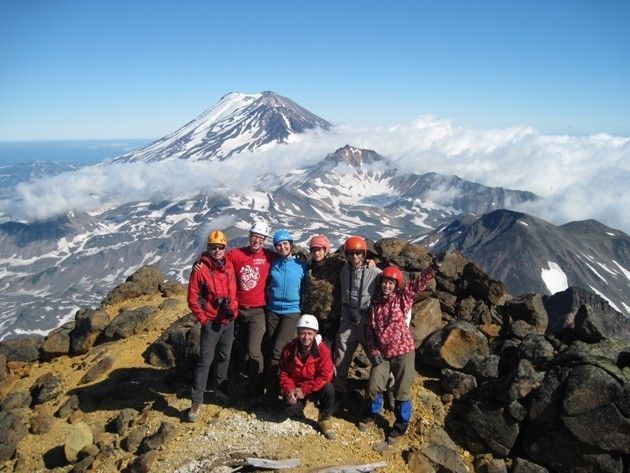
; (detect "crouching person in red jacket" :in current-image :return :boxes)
[278,314,336,440]
[360,264,438,444]
[187,230,239,422]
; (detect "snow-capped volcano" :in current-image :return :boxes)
[109,91,332,163]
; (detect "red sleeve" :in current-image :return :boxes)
[187,269,211,325]
[300,342,334,396]
[278,344,296,396]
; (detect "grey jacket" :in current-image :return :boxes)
[339,264,382,320]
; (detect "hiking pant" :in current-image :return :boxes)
[264,311,300,395]
[191,320,235,404]
[236,307,266,395]
[333,318,368,394]
[365,350,415,432]
[284,382,335,420]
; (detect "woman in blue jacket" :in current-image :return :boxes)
[263,229,308,400]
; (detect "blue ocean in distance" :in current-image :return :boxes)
[0,139,152,165]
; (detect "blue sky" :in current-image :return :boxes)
[1,0,629,140]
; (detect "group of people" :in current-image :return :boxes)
[186,220,439,443]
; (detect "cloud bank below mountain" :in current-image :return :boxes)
[3,116,629,233]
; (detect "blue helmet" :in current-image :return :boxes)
[273,229,293,246]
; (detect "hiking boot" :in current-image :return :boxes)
[188,403,201,422]
[387,424,406,444]
[357,417,374,432]
[214,390,231,406]
[319,418,336,440]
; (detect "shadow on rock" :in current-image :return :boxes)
[68,367,181,418]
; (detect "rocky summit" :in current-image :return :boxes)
[0,238,627,473]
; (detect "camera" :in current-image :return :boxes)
[216,297,234,319]
[348,308,362,324]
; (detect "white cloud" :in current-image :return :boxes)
[2,116,629,233]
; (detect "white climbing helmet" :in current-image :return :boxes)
[250,221,270,237]
[296,314,319,332]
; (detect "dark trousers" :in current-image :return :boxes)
[284,382,335,419]
[191,320,235,404]
[235,307,266,395]
[319,318,340,350]
[263,311,299,395]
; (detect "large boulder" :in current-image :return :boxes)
[462,263,510,306]
[419,320,490,369]
[500,294,548,334]
[100,306,160,342]
[519,339,629,472]
[0,335,44,362]
[573,304,628,343]
[144,314,199,375]
[447,391,520,457]
[410,298,444,348]
[69,308,110,355]
[39,321,75,361]
[102,265,165,306]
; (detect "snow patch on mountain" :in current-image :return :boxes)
[541,261,569,294]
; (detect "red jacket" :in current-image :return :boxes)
[278,337,333,397]
[366,266,437,359]
[187,254,238,325]
[227,246,276,308]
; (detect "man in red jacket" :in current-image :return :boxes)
[187,230,239,422]
[278,314,336,440]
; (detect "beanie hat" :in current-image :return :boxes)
[309,235,331,252]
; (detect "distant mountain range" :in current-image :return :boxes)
[0,91,627,340]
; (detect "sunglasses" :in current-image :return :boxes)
[208,245,226,251]
[345,251,364,257]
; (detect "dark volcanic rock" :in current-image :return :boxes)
[57,394,80,418]
[419,320,489,369]
[448,396,520,457]
[40,321,75,361]
[440,369,477,399]
[110,408,139,435]
[100,306,160,341]
[139,421,177,452]
[501,294,548,333]
[463,355,500,382]
[462,263,510,306]
[573,304,628,343]
[511,458,549,473]
[103,265,164,305]
[30,372,64,405]
[543,286,630,340]
[519,339,629,472]
[144,313,199,373]
[410,297,444,348]
[0,335,44,362]
[408,426,468,473]
[1,391,32,411]
[79,355,115,384]
[69,308,110,355]
[0,410,28,461]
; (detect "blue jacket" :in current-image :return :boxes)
[266,256,308,315]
